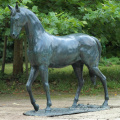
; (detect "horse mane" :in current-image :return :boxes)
[20,7,45,32]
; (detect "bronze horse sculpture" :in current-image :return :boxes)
[8,4,109,112]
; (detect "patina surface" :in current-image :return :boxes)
[24,104,110,117]
[8,3,109,114]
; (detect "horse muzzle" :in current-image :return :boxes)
[11,33,19,39]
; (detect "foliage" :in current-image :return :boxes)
[0,1,11,63]
[0,0,32,63]
[83,0,120,56]
[40,12,86,35]
[0,0,120,63]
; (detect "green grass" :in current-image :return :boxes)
[0,57,120,96]
[99,57,120,66]
[4,63,31,74]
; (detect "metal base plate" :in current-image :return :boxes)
[23,104,110,117]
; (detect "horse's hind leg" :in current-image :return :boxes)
[71,62,84,108]
[26,66,39,111]
[89,70,96,85]
[89,66,109,107]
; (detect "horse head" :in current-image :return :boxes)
[8,3,27,39]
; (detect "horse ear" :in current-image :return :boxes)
[8,5,13,11]
[15,2,20,12]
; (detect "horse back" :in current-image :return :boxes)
[49,33,100,68]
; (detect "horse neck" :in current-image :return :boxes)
[24,11,45,50]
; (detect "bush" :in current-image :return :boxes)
[32,0,120,57]
[82,1,120,56]
[0,0,120,64]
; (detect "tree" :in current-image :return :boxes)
[13,39,23,75]
[0,0,31,75]
[1,36,7,73]
[24,38,28,77]
[0,2,10,73]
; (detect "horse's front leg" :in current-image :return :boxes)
[39,65,52,112]
[26,66,39,111]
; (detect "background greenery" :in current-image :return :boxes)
[0,0,120,62]
[0,0,120,94]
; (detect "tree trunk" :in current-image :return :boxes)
[13,39,23,75]
[24,38,28,77]
[1,36,7,73]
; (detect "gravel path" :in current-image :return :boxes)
[0,94,120,120]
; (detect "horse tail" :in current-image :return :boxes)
[92,36,102,62]
[89,37,101,86]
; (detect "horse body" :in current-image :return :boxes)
[28,32,100,68]
[8,4,109,112]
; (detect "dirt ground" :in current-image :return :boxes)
[0,93,120,120]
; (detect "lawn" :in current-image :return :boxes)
[0,57,120,96]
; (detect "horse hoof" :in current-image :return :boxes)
[45,107,51,113]
[101,102,108,108]
[45,110,51,113]
[34,104,39,111]
[100,105,109,109]
[70,104,77,109]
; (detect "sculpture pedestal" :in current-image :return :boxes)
[23,104,110,117]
